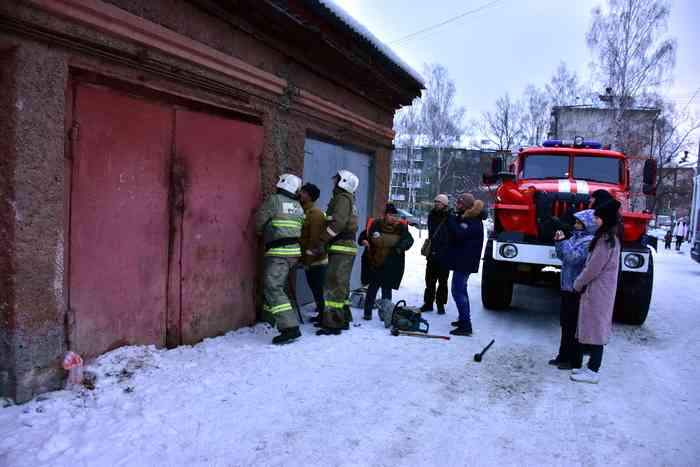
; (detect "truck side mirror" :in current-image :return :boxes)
[643,159,657,195]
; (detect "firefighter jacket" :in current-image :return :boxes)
[255,190,305,257]
[320,187,359,256]
[300,200,328,267]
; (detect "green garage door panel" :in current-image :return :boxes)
[297,138,373,305]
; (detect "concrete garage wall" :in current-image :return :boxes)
[0,0,414,402]
[0,41,69,401]
[0,48,18,400]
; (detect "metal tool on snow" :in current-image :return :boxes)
[390,328,450,340]
[473,339,495,362]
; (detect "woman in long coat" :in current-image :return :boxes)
[358,204,414,320]
[571,199,622,384]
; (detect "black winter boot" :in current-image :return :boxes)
[363,310,372,320]
[451,320,461,327]
[316,328,342,336]
[450,322,472,336]
[437,304,446,315]
[272,327,301,345]
[420,304,434,312]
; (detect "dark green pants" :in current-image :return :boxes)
[320,253,355,329]
[263,256,299,330]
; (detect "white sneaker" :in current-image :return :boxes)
[571,367,584,374]
[570,368,599,384]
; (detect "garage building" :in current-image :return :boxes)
[0,0,422,402]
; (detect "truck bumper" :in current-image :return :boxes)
[492,240,651,273]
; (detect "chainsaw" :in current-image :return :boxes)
[377,299,429,333]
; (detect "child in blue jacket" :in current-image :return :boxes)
[549,209,597,369]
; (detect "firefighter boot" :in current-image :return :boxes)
[272,327,301,345]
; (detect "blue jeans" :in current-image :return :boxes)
[451,271,471,324]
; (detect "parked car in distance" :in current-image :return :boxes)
[396,208,419,226]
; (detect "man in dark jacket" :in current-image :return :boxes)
[421,194,451,314]
[441,193,485,336]
[358,204,414,320]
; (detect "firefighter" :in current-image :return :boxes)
[308,170,360,336]
[256,173,306,345]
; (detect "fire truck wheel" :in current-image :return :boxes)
[481,276,513,310]
[613,253,654,325]
[481,244,513,310]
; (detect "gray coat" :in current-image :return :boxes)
[573,236,620,345]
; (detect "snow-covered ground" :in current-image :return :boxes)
[2,232,699,466]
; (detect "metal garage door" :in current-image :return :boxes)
[69,83,172,357]
[69,82,263,357]
[296,137,373,305]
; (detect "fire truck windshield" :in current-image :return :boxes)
[522,154,621,184]
[522,155,569,179]
[573,156,621,184]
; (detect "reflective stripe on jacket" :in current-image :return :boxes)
[320,187,358,256]
[255,192,305,257]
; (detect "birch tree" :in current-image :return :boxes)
[480,93,525,151]
[522,85,550,146]
[587,0,676,151]
[420,64,466,192]
[393,98,422,211]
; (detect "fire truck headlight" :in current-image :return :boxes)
[623,253,644,269]
[500,244,518,259]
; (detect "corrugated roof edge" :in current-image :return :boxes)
[314,0,425,87]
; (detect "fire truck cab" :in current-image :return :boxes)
[482,138,657,325]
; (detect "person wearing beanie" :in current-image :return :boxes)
[358,203,414,320]
[440,193,486,336]
[420,194,452,314]
[570,199,622,384]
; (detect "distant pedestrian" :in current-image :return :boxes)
[664,229,673,250]
[442,193,485,336]
[570,199,622,384]
[358,203,414,320]
[549,209,597,370]
[420,194,451,315]
[299,183,327,323]
[673,220,688,251]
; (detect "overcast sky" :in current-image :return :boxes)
[335,0,700,123]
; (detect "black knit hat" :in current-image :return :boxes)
[591,189,614,209]
[384,203,399,215]
[301,183,321,202]
[594,199,621,226]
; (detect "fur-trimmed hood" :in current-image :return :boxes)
[462,199,485,219]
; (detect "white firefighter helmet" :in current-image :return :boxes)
[335,169,359,194]
[276,173,302,194]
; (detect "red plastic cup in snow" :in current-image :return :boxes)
[63,351,84,386]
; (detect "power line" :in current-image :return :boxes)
[680,86,700,113]
[388,0,505,46]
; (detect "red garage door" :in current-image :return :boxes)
[69,82,262,358]
[175,108,262,345]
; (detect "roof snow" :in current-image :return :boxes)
[316,0,425,86]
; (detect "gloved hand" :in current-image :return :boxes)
[306,247,325,257]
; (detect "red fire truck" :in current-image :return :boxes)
[482,137,657,325]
